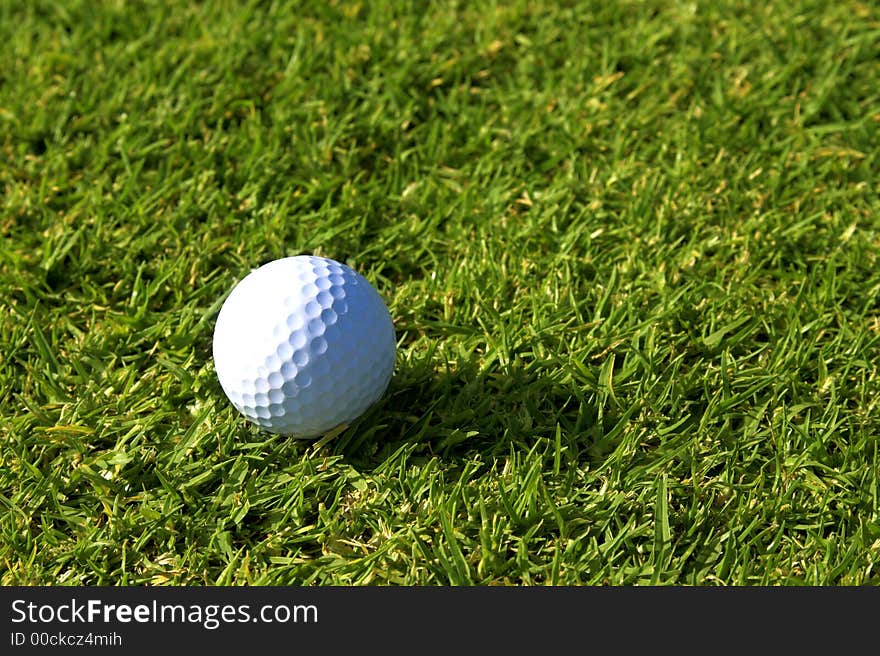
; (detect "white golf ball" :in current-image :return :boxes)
[212,255,396,437]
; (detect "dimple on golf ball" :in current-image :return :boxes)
[212,255,396,437]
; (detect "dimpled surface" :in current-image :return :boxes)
[212,255,396,437]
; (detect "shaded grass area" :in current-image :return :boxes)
[1,0,878,584]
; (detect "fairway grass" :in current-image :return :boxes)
[1,0,878,585]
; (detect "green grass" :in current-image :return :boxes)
[1,0,879,585]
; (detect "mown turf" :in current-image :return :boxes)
[1,0,878,585]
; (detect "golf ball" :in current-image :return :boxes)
[212,255,396,437]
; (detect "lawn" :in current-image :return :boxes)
[1,0,878,585]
